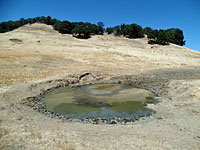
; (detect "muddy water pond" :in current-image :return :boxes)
[43,84,155,120]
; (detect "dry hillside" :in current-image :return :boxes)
[0,23,200,150]
[0,23,200,87]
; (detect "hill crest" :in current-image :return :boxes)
[0,23,200,86]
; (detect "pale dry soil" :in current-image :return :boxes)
[0,23,200,150]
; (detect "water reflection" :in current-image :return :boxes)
[43,84,154,119]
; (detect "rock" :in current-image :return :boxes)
[109,120,117,124]
[148,40,157,45]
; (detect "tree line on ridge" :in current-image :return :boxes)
[0,16,185,46]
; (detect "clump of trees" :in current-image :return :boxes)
[0,16,185,45]
[53,21,74,34]
[0,16,58,33]
[144,27,185,46]
[105,23,144,38]
[53,21,105,38]
[105,24,185,46]
[72,25,91,39]
[0,16,104,39]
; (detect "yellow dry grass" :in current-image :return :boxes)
[0,23,200,87]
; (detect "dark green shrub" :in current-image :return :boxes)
[123,24,144,38]
[143,27,152,34]
[106,27,114,34]
[72,25,91,39]
[53,21,74,34]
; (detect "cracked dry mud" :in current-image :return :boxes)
[0,23,200,150]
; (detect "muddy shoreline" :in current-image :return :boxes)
[21,81,155,125]
[4,67,200,124]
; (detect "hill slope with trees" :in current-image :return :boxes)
[0,16,185,46]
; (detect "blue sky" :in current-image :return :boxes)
[0,0,199,51]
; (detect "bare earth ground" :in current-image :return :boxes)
[0,23,200,150]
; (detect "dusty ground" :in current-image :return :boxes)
[0,23,200,150]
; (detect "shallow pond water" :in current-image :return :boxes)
[43,84,155,119]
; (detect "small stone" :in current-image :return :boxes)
[157,117,163,119]
[33,107,38,110]
[58,115,63,119]
[17,116,23,121]
[109,120,117,124]
[124,118,131,123]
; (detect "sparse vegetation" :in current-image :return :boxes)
[0,16,185,44]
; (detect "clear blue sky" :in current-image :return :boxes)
[0,0,199,51]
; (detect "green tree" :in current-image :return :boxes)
[51,18,60,25]
[106,27,114,34]
[97,22,104,35]
[25,18,35,24]
[19,18,25,26]
[113,26,121,36]
[156,30,169,45]
[5,21,20,31]
[143,27,152,34]
[53,22,63,33]
[147,28,186,46]
[147,29,158,40]
[97,22,104,27]
[0,22,9,32]
[72,25,91,39]
[53,21,74,34]
[120,24,127,35]
[165,29,176,43]
[86,23,99,35]
[123,24,144,38]
[39,16,46,23]
[35,17,41,22]
[0,24,2,32]
[46,16,52,25]
[174,28,185,46]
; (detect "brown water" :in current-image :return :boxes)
[43,84,155,119]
